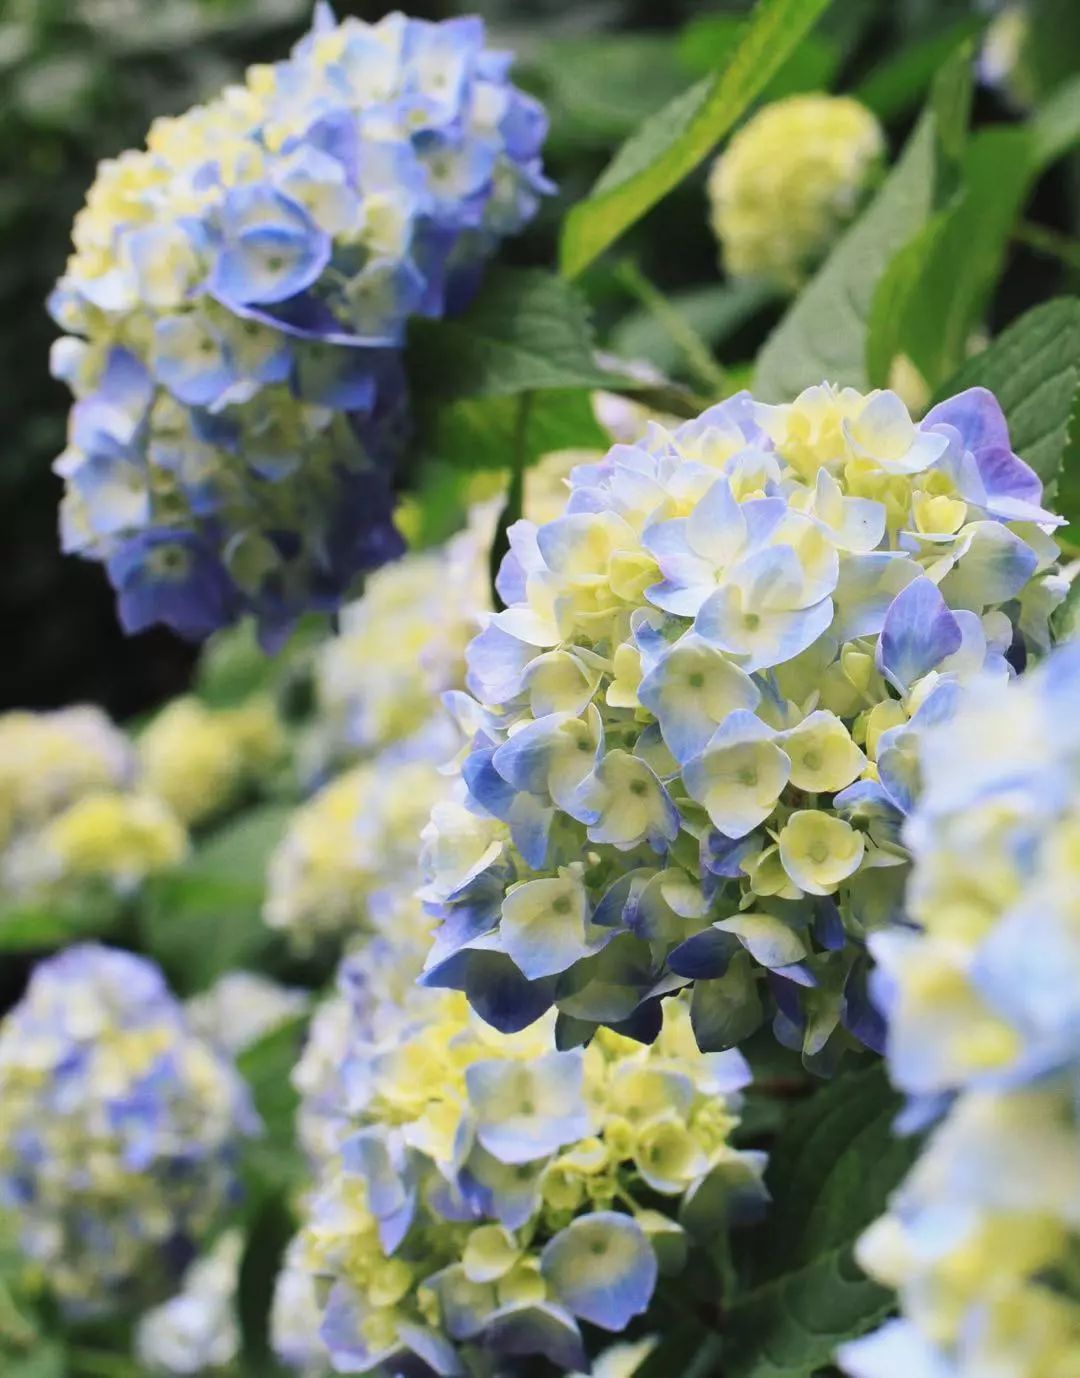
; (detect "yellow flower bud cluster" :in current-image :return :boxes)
[708,95,884,289]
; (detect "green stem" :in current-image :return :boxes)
[615,260,729,397]
[1013,220,1080,273]
[683,1332,725,1378]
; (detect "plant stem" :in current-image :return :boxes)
[1013,220,1080,273]
[683,1333,725,1378]
[615,260,729,397]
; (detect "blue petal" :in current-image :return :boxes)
[877,576,962,691]
[540,1213,657,1331]
[484,1302,586,1372]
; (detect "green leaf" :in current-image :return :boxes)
[5,1342,66,1378]
[721,1063,919,1378]
[0,896,119,952]
[868,79,1080,392]
[408,269,616,399]
[139,803,292,994]
[753,108,942,401]
[611,280,779,381]
[868,125,1032,391]
[238,1013,308,1204]
[1029,72,1080,168]
[855,16,985,123]
[931,297,1080,490]
[559,0,834,280]
[527,34,688,149]
[422,389,608,473]
[678,15,839,96]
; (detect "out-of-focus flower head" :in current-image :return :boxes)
[49,5,551,645]
[293,973,764,1374]
[419,384,1064,1070]
[273,1234,331,1377]
[311,450,592,771]
[0,705,187,902]
[867,641,1080,1103]
[840,1078,1080,1378]
[978,3,1035,110]
[187,971,309,1058]
[0,945,258,1315]
[135,1231,243,1375]
[264,732,452,952]
[708,95,884,289]
[314,506,494,760]
[840,642,1080,1378]
[139,694,286,826]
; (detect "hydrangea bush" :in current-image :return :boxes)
[48,4,550,644]
[11,3,1080,1375]
[420,383,1063,1069]
[840,644,1080,1378]
[0,945,258,1314]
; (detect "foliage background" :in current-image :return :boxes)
[4,0,1077,718]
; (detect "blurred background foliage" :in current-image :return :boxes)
[2,0,1078,718]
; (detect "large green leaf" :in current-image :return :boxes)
[867,126,1032,391]
[721,1064,919,1378]
[868,77,1080,393]
[753,108,942,402]
[527,34,689,150]
[931,297,1080,493]
[408,269,617,399]
[855,16,985,123]
[422,389,608,473]
[139,803,292,995]
[559,0,834,280]
[678,14,839,96]
[610,280,779,380]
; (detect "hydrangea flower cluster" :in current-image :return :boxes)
[313,505,494,762]
[264,732,452,951]
[187,970,309,1058]
[293,974,765,1375]
[840,643,1080,1378]
[0,945,258,1314]
[0,705,187,901]
[49,5,550,644]
[135,1231,244,1376]
[139,693,285,826]
[311,451,589,769]
[420,384,1064,1069]
[707,95,884,289]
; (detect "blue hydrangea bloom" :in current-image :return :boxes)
[0,945,258,1315]
[49,5,550,645]
[418,384,1065,1071]
[840,643,1080,1378]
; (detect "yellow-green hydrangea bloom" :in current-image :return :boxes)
[0,705,187,901]
[707,95,884,289]
[139,694,285,826]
